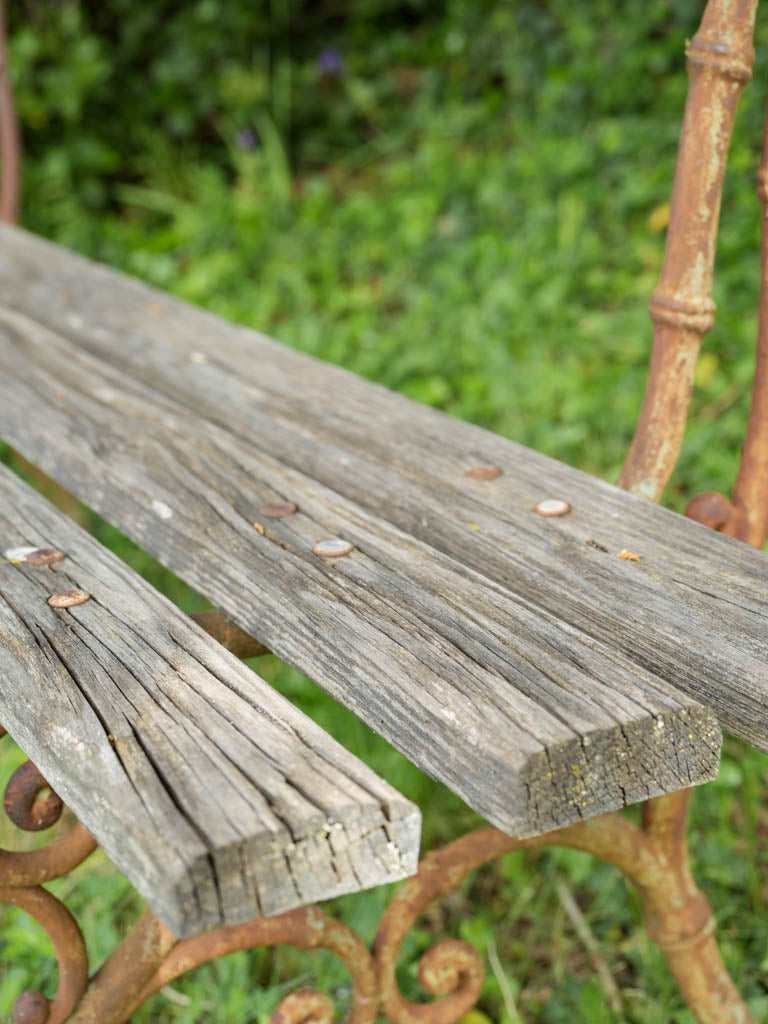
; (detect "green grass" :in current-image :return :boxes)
[2,1,768,1020]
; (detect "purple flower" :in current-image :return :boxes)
[235,127,259,151]
[317,47,344,77]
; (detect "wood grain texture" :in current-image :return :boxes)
[0,463,420,938]
[0,226,730,840]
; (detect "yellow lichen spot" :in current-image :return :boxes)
[467,522,482,531]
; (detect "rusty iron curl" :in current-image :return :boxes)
[374,791,750,1024]
[0,734,97,1024]
[60,792,746,1024]
[64,905,378,1024]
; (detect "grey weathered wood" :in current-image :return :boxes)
[0,226,731,841]
[0,463,420,938]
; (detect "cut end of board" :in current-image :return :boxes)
[499,703,722,839]
[163,796,422,938]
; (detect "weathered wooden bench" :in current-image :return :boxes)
[1,1,766,1022]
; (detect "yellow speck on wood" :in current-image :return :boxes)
[467,522,482,531]
[618,549,641,561]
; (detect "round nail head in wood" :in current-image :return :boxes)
[48,590,91,608]
[465,466,502,480]
[258,502,297,519]
[313,538,354,558]
[534,499,571,517]
[25,548,66,566]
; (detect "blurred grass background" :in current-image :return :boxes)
[2,1,768,1021]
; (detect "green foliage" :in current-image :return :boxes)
[2,1,768,1021]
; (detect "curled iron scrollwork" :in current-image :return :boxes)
[0,730,96,1024]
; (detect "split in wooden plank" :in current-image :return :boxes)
[0,228,727,840]
[0,462,420,938]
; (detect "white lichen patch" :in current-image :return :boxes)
[152,500,173,520]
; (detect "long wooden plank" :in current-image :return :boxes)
[0,227,728,839]
[0,463,420,938]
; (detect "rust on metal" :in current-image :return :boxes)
[13,990,50,1024]
[0,884,89,1024]
[190,609,268,658]
[0,821,97,888]
[25,549,66,567]
[122,906,378,1024]
[716,87,768,548]
[465,466,501,480]
[313,538,354,558]
[374,805,753,1024]
[271,990,334,1024]
[533,499,571,517]
[618,0,758,501]
[0,0,20,224]
[258,501,298,518]
[4,762,63,832]
[47,590,90,609]
[66,908,177,1024]
[685,490,736,531]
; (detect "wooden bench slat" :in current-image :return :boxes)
[0,463,420,937]
[0,227,732,838]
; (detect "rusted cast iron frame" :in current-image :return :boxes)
[687,81,768,546]
[0,758,750,1024]
[0,0,20,224]
[374,792,750,1024]
[619,0,758,501]
[112,906,378,1024]
[62,790,742,1024]
[190,608,269,658]
[0,748,97,1024]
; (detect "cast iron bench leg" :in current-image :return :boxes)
[0,743,750,1024]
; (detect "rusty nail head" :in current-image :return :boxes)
[465,466,502,480]
[25,548,66,566]
[313,539,354,558]
[48,590,91,608]
[534,499,571,517]
[258,502,298,518]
